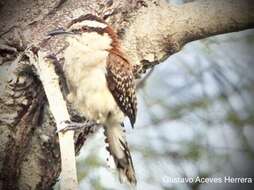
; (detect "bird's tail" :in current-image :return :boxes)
[104,123,136,186]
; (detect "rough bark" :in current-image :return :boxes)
[0,0,253,189]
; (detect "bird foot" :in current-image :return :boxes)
[56,120,96,133]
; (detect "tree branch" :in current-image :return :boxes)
[122,0,254,73]
[180,0,254,43]
[26,49,78,190]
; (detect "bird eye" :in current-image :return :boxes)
[82,27,88,31]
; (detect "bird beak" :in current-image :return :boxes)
[47,28,74,36]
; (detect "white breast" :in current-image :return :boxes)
[63,32,124,124]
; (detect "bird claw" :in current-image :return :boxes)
[56,120,96,134]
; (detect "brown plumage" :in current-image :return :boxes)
[106,50,137,127]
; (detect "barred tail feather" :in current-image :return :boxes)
[104,123,137,186]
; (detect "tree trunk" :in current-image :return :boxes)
[0,0,253,189]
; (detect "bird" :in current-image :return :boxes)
[50,14,138,185]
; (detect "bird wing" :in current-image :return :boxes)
[106,51,137,127]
